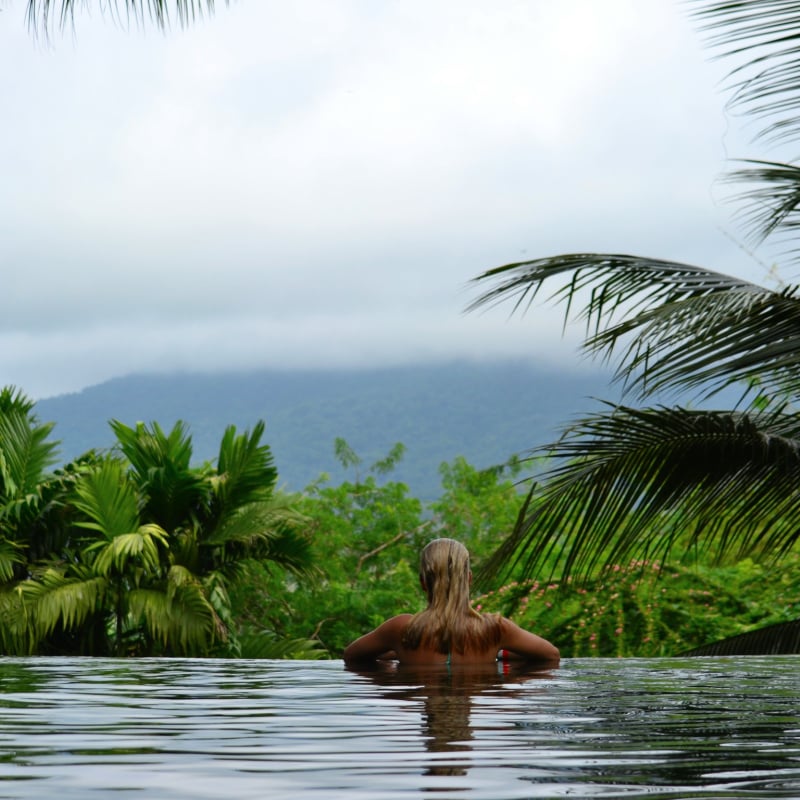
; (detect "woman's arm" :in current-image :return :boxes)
[343,614,412,665]
[499,617,560,665]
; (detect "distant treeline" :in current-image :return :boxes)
[36,361,614,499]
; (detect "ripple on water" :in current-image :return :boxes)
[0,656,799,798]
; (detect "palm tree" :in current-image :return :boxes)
[0,387,64,653]
[468,1,800,655]
[22,1,227,32]
[20,457,223,656]
[109,418,314,655]
[2,402,316,657]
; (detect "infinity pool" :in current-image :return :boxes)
[0,656,798,798]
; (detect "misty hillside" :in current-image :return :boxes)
[35,361,616,499]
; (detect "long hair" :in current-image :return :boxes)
[402,538,502,655]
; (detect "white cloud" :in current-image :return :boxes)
[0,0,768,398]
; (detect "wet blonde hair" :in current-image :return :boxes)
[402,538,502,655]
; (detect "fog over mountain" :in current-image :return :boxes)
[36,361,620,499]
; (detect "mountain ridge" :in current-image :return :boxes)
[34,360,615,499]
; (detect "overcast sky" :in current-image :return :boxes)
[0,0,776,399]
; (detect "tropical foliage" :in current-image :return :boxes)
[476,553,800,658]
[468,1,800,653]
[228,442,527,655]
[6,389,800,658]
[0,388,319,657]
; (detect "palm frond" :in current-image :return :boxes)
[236,628,327,660]
[25,0,227,32]
[91,524,168,577]
[111,419,207,532]
[126,587,172,647]
[23,455,99,561]
[213,422,278,513]
[20,567,108,638]
[203,495,313,577]
[479,404,800,585]
[112,419,193,474]
[169,564,226,650]
[0,401,59,502]
[726,159,800,243]
[260,526,314,574]
[72,459,141,539]
[469,254,800,401]
[0,538,25,583]
[129,569,224,655]
[690,0,800,144]
[0,387,36,417]
[0,585,33,655]
[681,616,800,655]
[687,1,800,256]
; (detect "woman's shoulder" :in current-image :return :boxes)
[384,613,415,630]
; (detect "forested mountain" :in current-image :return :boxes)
[35,361,612,498]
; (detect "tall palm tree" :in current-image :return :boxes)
[3,406,316,657]
[468,1,800,655]
[20,457,223,656]
[109,418,314,654]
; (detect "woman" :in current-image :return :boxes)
[343,538,559,667]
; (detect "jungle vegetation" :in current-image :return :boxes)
[8,1,800,656]
[2,392,798,658]
[469,1,800,654]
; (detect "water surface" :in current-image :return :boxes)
[0,656,798,798]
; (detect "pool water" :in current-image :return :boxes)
[0,656,798,798]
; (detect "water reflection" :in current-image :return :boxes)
[348,661,554,787]
[0,656,798,798]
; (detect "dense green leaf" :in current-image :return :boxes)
[479,405,800,586]
[21,568,108,639]
[91,525,168,577]
[0,395,59,505]
[214,422,278,514]
[72,459,141,539]
[110,419,207,533]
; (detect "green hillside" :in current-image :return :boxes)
[35,361,612,499]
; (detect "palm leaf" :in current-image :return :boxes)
[688,2,800,255]
[128,570,224,655]
[112,419,193,474]
[469,254,800,401]
[0,402,59,503]
[213,422,278,515]
[126,587,172,648]
[111,419,207,533]
[725,160,800,250]
[0,538,25,583]
[72,459,141,539]
[91,525,168,577]
[0,387,36,417]
[204,494,313,577]
[681,617,800,656]
[25,0,227,31]
[690,0,800,145]
[0,584,33,655]
[20,567,108,638]
[236,628,326,660]
[479,404,800,585]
